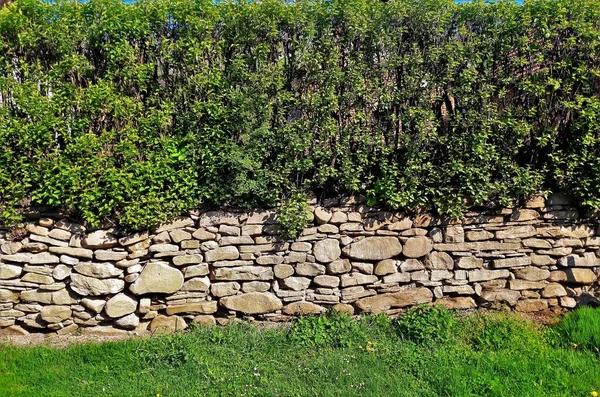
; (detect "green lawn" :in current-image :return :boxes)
[1,307,599,397]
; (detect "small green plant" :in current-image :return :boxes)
[277,191,311,240]
[288,311,366,348]
[393,304,457,345]
[463,312,545,351]
[551,306,600,351]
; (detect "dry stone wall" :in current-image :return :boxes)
[0,193,599,336]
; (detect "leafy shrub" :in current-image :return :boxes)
[276,192,311,240]
[288,311,366,348]
[1,0,600,228]
[551,306,600,351]
[463,312,545,351]
[394,305,457,345]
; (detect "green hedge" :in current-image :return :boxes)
[1,0,599,228]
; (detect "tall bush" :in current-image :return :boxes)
[0,0,599,228]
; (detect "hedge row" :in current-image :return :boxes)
[1,0,599,228]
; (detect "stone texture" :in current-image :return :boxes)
[213,266,274,281]
[166,301,217,315]
[0,264,22,279]
[74,262,123,278]
[283,301,325,315]
[205,246,239,262]
[424,252,454,270]
[150,315,187,334]
[130,262,184,295]
[220,292,282,314]
[549,269,596,284]
[81,230,118,249]
[327,259,352,274]
[341,237,402,261]
[40,305,71,323]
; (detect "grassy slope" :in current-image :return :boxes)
[0,310,599,397]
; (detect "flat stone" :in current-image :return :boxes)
[95,250,128,261]
[205,246,239,262]
[508,280,547,290]
[155,217,195,233]
[296,262,326,276]
[495,226,537,239]
[549,269,596,284]
[130,262,184,295]
[514,267,550,281]
[340,273,378,287]
[213,266,274,281]
[149,244,179,253]
[558,254,597,268]
[456,257,483,269]
[118,232,149,246]
[184,264,209,278]
[522,239,552,249]
[211,282,241,297]
[434,242,522,252]
[20,289,77,304]
[256,255,284,265]
[283,301,326,315]
[220,292,282,314]
[54,219,86,234]
[150,315,187,334]
[541,283,567,298]
[0,289,18,303]
[40,305,72,323]
[492,257,531,268]
[49,246,93,259]
[70,274,125,296]
[468,269,510,282]
[355,288,432,313]
[445,226,464,243]
[220,236,254,246]
[436,297,476,310]
[282,277,311,291]
[314,207,332,224]
[530,254,556,266]
[481,289,520,304]
[1,242,22,255]
[74,262,123,279]
[465,230,493,241]
[242,281,270,293]
[48,229,71,241]
[192,229,217,241]
[182,277,210,292]
[166,301,217,315]
[81,230,119,249]
[173,254,203,266]
[313,275,340,288]
[0,264,22,279]
[29,235,69,247]
[21,273,53,284]
[341,237,402,261]
[212,260,254,268]
[105,293,137,318]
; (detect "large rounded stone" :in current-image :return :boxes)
[105,293,137,318]
[70,274,125,296]
[220,292,282,314]
[402,237,432,258]
[130,262,184,295]
[341,237,402,261]
[313,239,341,263]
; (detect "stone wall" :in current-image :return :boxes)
[0,193,598,336]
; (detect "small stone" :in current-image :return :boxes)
[314,207,332,224]
[94,250,128,261]
[173,254,203,266]
[465,230,493,241]
[481,289,520,304]
[114,313,139,329]
[445,226,464,243]
[170,229,192,243]
[340,273,378,287]
[296,262,326,276]
[436,297,476,310]
[21,273,53,284]
[256,255,284,265]
[184,264,210,278]
[74,262,123,278]
[311,275,338,288]
[1,242,23,255]
[549,269,596,284]
[205,246,239,262]
[166,301,217,315]
[291,242,312,252]
[149,244,179,253]
[541,283,567,298]
[242,281,270,293]
[456,257,483,269]
[213,266,274,281]
[515,299,548,312]
[192,229,216,241]
[468,269,510,282]
[492,257,531,268]
[81,298,106,314]
[182,277,210,292]
[48,246,93,259]
[514,267,550,281]
[81,230,118,249]
[155,217,195,232]
[48,229,71,241]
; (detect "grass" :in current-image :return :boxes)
[0,307,600,396]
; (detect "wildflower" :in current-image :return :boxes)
[591,391,598,397]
